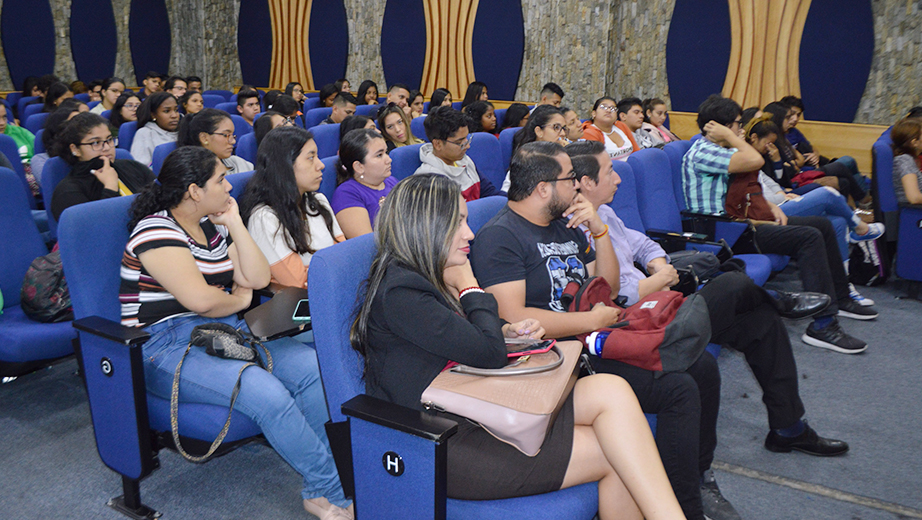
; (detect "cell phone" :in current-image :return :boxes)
[506,339,556,358]
[292,299,311,322]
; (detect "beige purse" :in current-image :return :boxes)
[421,341,582,456]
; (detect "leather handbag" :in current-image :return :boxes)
[421,341,582,457]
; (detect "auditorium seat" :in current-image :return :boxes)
[310,123,340,159]
[410,115,427,141]
[353,104,379,117]
[24,112,50,134]
[0,133,35,209]
[201,94,225,109]
[118,121,137,151]
[229,115,254,137]
[467,133,505,191]
[227,169,254,200]
[494,108,508,128]
[318,156,339,201]
[235,132,257,164]
[215,101,238,114]
[499,127,519,171]
[33,129,45,155]
[22,103,42,121]
[203,89,234,101]
[388,143,423,180]
[150,142,177,175]
[304,108,332,129]
[872,139,922,289]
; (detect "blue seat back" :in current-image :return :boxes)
[467,195,507,234]
[101,109,111,120]
[872,140,897,213]
[627,148,683,232]
[689,133,702,144]
[5,92,22,108]
[308,234,376,422]
[0,169,46,308]
[41,157,71,238]
[319,156,340,201]
[354,104,379,117]
[215,101,238,114]
[118,121,137,151]
[229,114,254,137]
[310,123,340,159]
[410,115,427,142]
[150,142,177,175]
[24,112,49,134]
[33,129,45,154]
[22,103,42,121]
[74,93,90,102]
[663,140,692,212]
[227,170,254,200]
[302,97,322,112]
[451,101,462,110]
[494,108,508,128]
[389,143,423,180]
[468,132,504,190]
[422,101,430,114]
[87,100,101,110]
[0,133,32,209]
[304,107,332,128]
[203,89,233,101]
[236,132,258,164]
[897,207,922,282]
[16,96,37,119]
[608,159,645,233]
[201,94,225,109]
[499,127,519,171]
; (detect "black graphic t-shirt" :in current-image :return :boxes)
[470,205,595,312]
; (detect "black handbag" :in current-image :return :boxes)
[170,323,273,462]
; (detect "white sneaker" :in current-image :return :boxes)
[849,283,875,306]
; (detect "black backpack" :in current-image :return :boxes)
[849,239,889,287]
[20,250,73,323]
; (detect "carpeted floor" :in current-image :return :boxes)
[1,278,920,519]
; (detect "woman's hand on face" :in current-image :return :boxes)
[443,261,479,295]
[503,319,545,339]
[208,195,240,227]
[766,142,781,162]
[91,156,119,191]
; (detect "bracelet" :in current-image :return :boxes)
[592,225,609,239]
[459,286,485,298]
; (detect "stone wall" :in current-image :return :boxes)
[343,0,386,90]
[49,0,78,84]
[854,0,922,125]
[111,0,136,85]
[166,0,242,90]
[607,0,675,108]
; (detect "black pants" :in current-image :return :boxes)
[589,272,804,520]
[754,215,850,314]
[820,160,866,201]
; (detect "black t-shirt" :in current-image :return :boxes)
[470,205,596,313]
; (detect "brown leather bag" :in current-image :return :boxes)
[420,341,582,457]
[725,170,774,221]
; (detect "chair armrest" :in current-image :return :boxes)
[343,394,458,442]
[680,209,734,221]
[646,229,733,262]
[73,316,150,345]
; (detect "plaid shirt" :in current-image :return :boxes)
[682,137,736,214]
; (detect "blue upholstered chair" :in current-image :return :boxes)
[499,127,519,171]
[353,104,379,118]
[215,101,238,114]
[6,91,22,108]
[0,133,35,209]
[24,112,50,134]
[410,115,427,142]
[872,139,922,289]
[203,89,234,101]
[310,123,340,159]
[0,168,75,377]
[304,108,333,129]
[388,143,423,181]
[33,129,45,155]
[466,195,508,234]
[467,132,505,191]
[16,96,38,120]
[117,121,137,151]
[318,156,340,201]
[201,94,225,109]
[101,110,111,120]
[150,142,177,175]
[235,132,258,164]
[74,93,90,102]
[229,114,254,138]
[494,108,508,128]
[227,169,254,201]
[22,103,43,121]
[59,195,262,518]
[302,97,322,111]
[307,234,600,520]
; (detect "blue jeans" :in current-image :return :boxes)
[780,186,858,260]
[142,314,348,508]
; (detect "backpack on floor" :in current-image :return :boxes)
[849,238,889,286]
[20,250,73,323]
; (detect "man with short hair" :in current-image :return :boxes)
[236,89,261,125]
[386,83,411,114]
[413,106,503,201]
[186,76,203,93]
[138,71,161,100]
[618,97,657,149]
[163,76,187,99]
[683,95,876,354]
[320,92,356,125]
[537,82,564,107]
[87,80,103,102]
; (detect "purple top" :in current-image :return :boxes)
[330,176,399,228]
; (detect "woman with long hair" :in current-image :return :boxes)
[240,126,344,288]
[176,108,252,174]
[351,173,685,520]
[376,103,423,152]
[109,93,142,129]
[428,88,452,111]
[178,90,204,115]
[641,98,679,145]
[90,77,126,115]
[464,100,497,136]
[330,128,395,238]
[890,117,922,206]
[500,102,530,131]
[500,105,569,191]
[42,82,74,113]
[407,89,425,119]
[30,99,88,182]
[121,146,352,519]
[131,92,180,166]
[460,81,488,110]
[355,80,379,106]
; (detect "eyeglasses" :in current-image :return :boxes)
[210,132,237,142]
[597,105,617,113]
[544,173,579,184]
[446,134,474,147]
[541,123,566,134]
[124,103,140,110]
[78,136,118,151]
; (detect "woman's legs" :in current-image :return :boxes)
[561,374,685,520]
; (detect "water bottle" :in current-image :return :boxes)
[585,330,611,357]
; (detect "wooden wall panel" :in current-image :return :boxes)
[419,0,478,101]
[722,0,811,108]
[269,0,314,90]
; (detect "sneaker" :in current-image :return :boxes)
[802,319,868,354]
[837,298,878,320]
[849,222,885,243]
[848,283,875,306]
[700,469,742,520]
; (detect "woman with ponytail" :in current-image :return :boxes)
[177,108,253,174]
[240,126,344,288]
[120,146,353,519]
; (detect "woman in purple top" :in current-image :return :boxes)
[331,128,396,238]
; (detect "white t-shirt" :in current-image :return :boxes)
[247,194,343,287]
[601,125,634,161]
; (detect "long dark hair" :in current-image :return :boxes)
[128,147,219,230]
[892,118,922,157]
[429,88,451,110]
[55,112,111,165]
[350,174,463,359]
[512,105,564,154]
[762,102,797,163]
[109,93,140,128]
[239,126,336,255]
[464,101,495,134]
[177,108,230,147]
[42,82,72,113]
[460,81,487,110]
[137,92,177,128]
[43,99,87,156]
[500,103,529,130]
[356,80,378,105]
[336,128,383,186]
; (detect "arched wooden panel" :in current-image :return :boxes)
[418,0,479,100]
[721,0,812,108]
[268,0,314,90]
